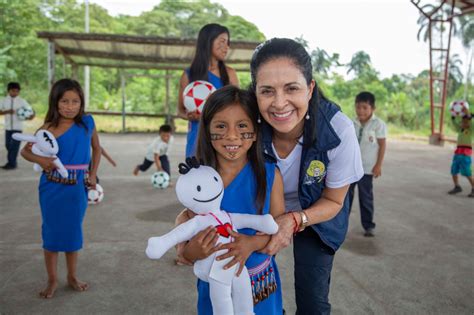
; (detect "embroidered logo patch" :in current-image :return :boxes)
[304,160,326,185]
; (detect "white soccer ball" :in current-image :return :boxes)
[88,183,104,205]
[17,107,34,120]
[151,171,170,189]
[182,80,216,114]
[449,100,469,117]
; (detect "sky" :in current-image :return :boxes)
[88,0,469,79]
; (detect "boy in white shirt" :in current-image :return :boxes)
[349,92,387,237]
[133,124,173,176]
[0,82,34,170]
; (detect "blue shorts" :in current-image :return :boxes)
[451,154,472,177]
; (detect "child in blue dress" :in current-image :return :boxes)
[176,85,285,314]
[176,23,239,158]
[20,79,101,298]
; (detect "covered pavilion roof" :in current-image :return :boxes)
[37,31,260,71]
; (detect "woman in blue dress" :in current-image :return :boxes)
[21,79,101,299]
[177,23,240,158]
[178,85,285,314]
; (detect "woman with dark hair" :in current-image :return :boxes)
[182,38,363,314]
[249,38,363,314]
[178,23,239,158]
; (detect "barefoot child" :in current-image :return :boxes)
[20,79,101,298]
[176,85,285,314]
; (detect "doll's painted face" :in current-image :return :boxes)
[176,165,224,214]
[58,90,81,120]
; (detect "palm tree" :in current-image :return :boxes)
[458,15,474,99]
[416,4,461,43]
[311,48,340,76]
[346,51,371,76]
[447,54,464,96]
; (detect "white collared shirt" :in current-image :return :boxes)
[353,114,387,174]
[145,136,174,161]
[0,95,31,130]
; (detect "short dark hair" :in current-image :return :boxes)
[7,82,20,91]
[159,124,172,133]
[355,91,376,108]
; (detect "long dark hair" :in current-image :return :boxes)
[189,23,230,86]
[250,38,336,148]
[44,78,86,129]
[196,85,267,213]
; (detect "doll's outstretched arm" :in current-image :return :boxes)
[229,213,278,235]
[146,216,207,259]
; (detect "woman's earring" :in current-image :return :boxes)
[305,112,310,120]
[257,115,262,124]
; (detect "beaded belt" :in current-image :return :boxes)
[248,257,277,305]
[46,164,89,185]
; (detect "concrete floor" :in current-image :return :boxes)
[0,133,473,314]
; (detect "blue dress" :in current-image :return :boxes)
[185,71,224,157]
[39,115,94,252]
[197,162,283,315]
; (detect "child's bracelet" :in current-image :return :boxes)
[291,212,299,234]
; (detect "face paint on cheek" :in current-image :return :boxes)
[240,132,255,140]
[210,133,224,141]
[210,132,255,141]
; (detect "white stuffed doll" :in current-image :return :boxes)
[13,130,68,178]
[146,157,278,315]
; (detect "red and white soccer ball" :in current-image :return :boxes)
[449,100,470,117]
[88,183,104,205]
[183,80,216,114]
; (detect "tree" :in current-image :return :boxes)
[311,48,340,77]
[346,51,372,76]
[458,15,474,99]
[416,4,461,43]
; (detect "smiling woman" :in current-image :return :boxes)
[250,38,364,314]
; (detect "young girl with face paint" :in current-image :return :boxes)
[179,85,285,314]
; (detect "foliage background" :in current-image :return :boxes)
[0,0,472,135]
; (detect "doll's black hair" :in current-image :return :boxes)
[178,156,201,175]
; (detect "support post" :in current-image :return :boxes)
[121,71,126,133]
[165,70,173,128]
[47,41,55,90]
[71,64,78,80]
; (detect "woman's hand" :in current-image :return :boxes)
[182,226,220,262]
[260,213,296,256]
[216,228,256,277]
[38,156,58,173]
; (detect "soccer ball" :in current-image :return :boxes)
[449,100,469,117]
[88,183,104,205]
[17,107,34,120]
[182,80,216,114]
[151,171,170,189]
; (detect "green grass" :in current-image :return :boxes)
[12,114,189,134]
